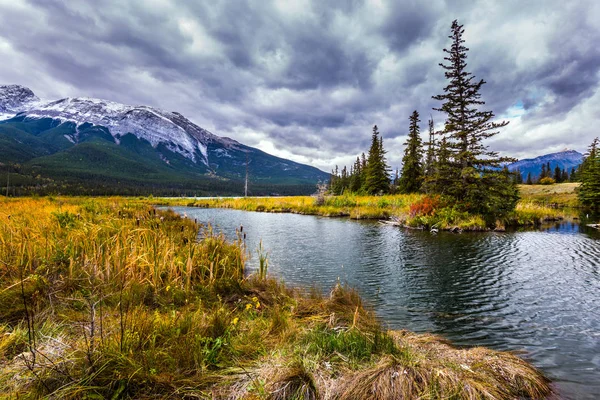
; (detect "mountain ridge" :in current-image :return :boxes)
[0,84,329,195]
[507,149,583,180]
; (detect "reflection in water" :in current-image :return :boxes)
[169,207,600,400]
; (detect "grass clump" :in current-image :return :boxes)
[0,197,552,399]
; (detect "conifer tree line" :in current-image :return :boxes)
[329,125,391,195]
[519,163,578,185]
[578,137,600,208]
[329,20,519,220]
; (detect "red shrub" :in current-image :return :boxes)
[409,195,440,218]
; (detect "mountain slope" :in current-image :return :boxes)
[507,149,583,180]
[0,85,329,195]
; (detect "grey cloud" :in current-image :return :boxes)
[0,0,599,172]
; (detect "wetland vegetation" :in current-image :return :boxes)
[0,197,552,398]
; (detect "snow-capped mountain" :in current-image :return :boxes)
[0,84,328,195]
[507,149,584,179]
[0,85,238,164]
[0,84,39,116]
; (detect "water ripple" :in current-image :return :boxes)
[170,207,600,400]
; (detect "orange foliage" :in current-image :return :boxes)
[408,195,440,217]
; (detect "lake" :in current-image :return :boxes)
[169,206,600,399]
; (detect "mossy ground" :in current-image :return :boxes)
[0,197,551,398]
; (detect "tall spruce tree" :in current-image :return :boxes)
[398,110,424,193]
[424,117,436,177]
[578,137,600,208]
[553,165,562,182]
[364,125,390,194]
[350,156,363,193]
[432,20,518,219]
[540,164,547,182]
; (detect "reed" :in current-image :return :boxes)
[0,197,551,398]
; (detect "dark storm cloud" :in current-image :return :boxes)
[0,0,599,170]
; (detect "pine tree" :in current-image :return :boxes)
[540,164,547,182]
[570,166,579,182]
[526,172,533,185]
[514,168,523,184]
[364,125,390,194]
[350,157,362,193]
[398,110,424,193]
[553,165,562,183]
[424,117,436,177]
[432,20,518,219]
[578,137,600,208]
[428,137,456,194]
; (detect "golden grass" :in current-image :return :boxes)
[518,183,580,207]
[159,189,573,231]
[0,197,551,398]
[173,193,424,220]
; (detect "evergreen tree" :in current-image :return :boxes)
[364,125,390,194]
[540,164,546,182]
[514,168,523,184]
[561,168,569,182]
[570,166,579,182]
[398,110,424,193]
[526,172,533,185]
[578,138,600,208]
[424,117,436,177]
[553,165,562,182]
[350,157,362,193]
[432,20,518,219]
[427,137,456,194]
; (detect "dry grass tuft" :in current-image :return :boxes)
[268,364,319,400]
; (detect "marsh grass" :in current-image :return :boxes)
[165,189,571,231]
[0,197,551,398]
[518,183,579,208]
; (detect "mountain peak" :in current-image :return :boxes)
[508,149,584,179]
[0,84,39,114]
[0,84,329,194]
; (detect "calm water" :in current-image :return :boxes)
[170,207,600,399]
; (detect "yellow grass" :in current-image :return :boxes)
[158,188,572,230]
[0,197,551,398]
[518,183,580,207]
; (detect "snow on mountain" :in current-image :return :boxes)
[0,85,239,165]
[0,84,39,117]
[507,149,584,179]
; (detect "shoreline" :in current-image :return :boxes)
[152,190,576,232]
[0,197,552,398]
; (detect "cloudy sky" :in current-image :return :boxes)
[1,0,599,172]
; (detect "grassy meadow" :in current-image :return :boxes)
[160,183,577,231]
[517,183,579,208]
[0,196,552,398]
